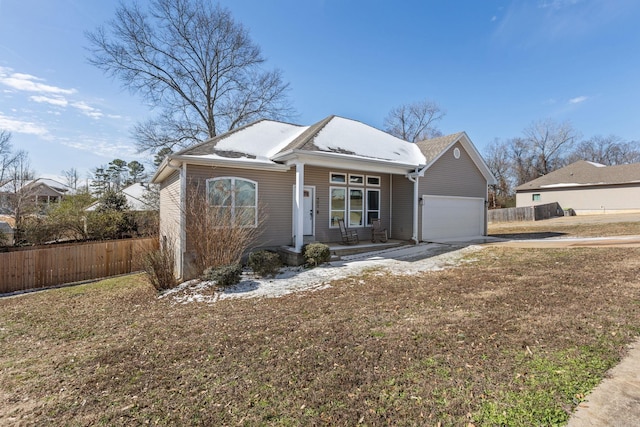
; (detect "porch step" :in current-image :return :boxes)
[328,240,405,258]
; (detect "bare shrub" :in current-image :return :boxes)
[185,181,264,276]
[142,241,176,291]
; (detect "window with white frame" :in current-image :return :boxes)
[207,177,257,227]
[330,187,346,227]
[366,189,380,225]
[329,173,382,228]
[366,175,380,186]
[330,172,346,184]
[532,193,541,201]
[349,188,364,227]
[349,174,364,185]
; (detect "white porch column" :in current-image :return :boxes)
[412,176,419,244]
[294,162,305,252]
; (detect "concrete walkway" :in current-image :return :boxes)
[567,338,640,426]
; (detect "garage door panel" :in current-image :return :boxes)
[422,195,484,241]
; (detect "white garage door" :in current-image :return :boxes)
[422,195,485,241]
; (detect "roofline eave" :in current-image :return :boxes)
[272,149,419,174]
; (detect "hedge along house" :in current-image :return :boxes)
[152,115,496,280]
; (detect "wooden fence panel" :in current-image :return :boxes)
[0,238,158,294]
[488,202,564,223]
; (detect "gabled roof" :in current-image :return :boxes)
[152,115,494,184]
[0,178,71,194]
[85,183,156,212]
[515,160,640,191]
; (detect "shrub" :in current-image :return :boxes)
[143,247,176,291]
[202,263,242,288]
[304,243,330,267]
[248,250,281,277]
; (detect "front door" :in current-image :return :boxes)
[303,187,314,235]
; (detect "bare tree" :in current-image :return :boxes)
[5,151,35,240]
[484,138,514,208]
[0,130,17,184]
[567,135,640,166]
[87,0,294,154]
[384,99,445,142]
[523,118,579,176]
[62,167,79,191]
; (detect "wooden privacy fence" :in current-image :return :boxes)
[488,202,565,223]
[0,237,158,294]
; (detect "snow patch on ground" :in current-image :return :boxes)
[160,243,483,305]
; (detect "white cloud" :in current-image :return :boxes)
[0,66,76,95]
[70,101,104,119]
[30,95,69,107]
[491,15,497,22]
[0,113,49,137]
[569,95,588,104]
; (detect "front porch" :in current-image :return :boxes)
[279,239,407,265]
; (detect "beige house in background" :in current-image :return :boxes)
[152,115,496,280]
[515,160,640,214]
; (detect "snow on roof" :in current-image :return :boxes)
[215,120,309,159]
[312,117,426,164]
[586,161,606,167]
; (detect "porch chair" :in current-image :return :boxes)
[371,218,388,243]
[337,218,359,245]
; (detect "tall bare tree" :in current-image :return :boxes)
[87,0,294,154]
[62,167,79,191]
[567,135,640,166]
[523,118,579,176]
[384,99,445,142]
[484,138,514,208]
[0,130,17,184]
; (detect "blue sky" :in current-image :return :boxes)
[1,0,639,181]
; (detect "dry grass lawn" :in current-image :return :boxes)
[1,218,640,425]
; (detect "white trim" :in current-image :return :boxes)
[347,187,365,228]
[294,163,305,253]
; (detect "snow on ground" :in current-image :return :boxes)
[160,243,483,305]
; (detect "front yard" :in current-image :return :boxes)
[1,218,640,425]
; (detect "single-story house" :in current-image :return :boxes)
[152,115,496,280]
[0,178,71,214]
[86,182,156,212]
[0,215,15,246]
[515,160,640,214]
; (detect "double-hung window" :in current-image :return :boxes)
[207,177,257,227]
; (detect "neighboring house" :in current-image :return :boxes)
[515,160,640,214]
[152,115,496,280]
[0,178,71,214]
[85,182,157,212]
[0,215,15,246]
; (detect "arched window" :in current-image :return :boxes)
[206,177,257,227]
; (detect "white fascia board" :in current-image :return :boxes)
[152,155,291,183]
[273,150,416,175]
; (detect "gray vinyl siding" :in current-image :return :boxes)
[421,142,487,197]
[303,166,392,243]
[419,142,488,240]
[391,175,414,240]
[185,164,295,250]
